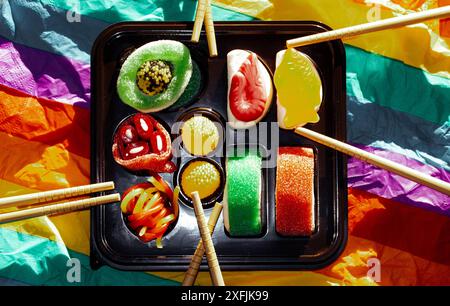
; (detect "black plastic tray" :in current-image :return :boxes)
[90,21,347,271]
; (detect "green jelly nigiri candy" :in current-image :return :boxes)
[274,48,322,129]
[117,40,193,112]
[224,152,262,236]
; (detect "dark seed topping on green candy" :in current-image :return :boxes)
[136,60,173,96]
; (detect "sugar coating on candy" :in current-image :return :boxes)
[224,152,262,236]
[117,40,193,112]
[276,147,315,236]
[181,116,219,156]
[169,61,202,110]
[274,48,322,129]
[181,160,221,200]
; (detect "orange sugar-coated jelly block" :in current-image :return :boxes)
[275,147,315,236]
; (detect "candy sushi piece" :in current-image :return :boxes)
[112,113,176,173]
[223,151,262,236]
[117,40,193,112]
[276,147,315,236]
[181,115,220,156]
[168,61,202,110]
[180,160,222,200]
[274,49,322,129]
[227,50,273,129]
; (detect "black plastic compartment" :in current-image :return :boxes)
[90,21,347,270]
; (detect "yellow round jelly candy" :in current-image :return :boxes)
[274,48,322,129]
[181,160,221,200]
[181,116,219,156]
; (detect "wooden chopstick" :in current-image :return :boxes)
[191,192,225,286]
[0,193,121,224]
[295,127,450,196]
[192,0,218,57]
[192,0,207,42]
[182,202,223,286]
[204,0,218,57]
[0,182,115,209]
[287,6,450,48]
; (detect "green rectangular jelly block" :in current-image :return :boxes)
[226,152,262,236]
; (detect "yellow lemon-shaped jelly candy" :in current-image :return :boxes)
[274,48,322,129]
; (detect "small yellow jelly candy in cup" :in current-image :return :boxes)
[181,116,220,156]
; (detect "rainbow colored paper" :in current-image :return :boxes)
[0,0,449,285]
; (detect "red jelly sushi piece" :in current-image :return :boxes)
[118,124,139,144]
[275,147,315,236]
[150,130,168,155]
[133,113,154,140]
[123,141,150,159]
[229,53,267,122]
